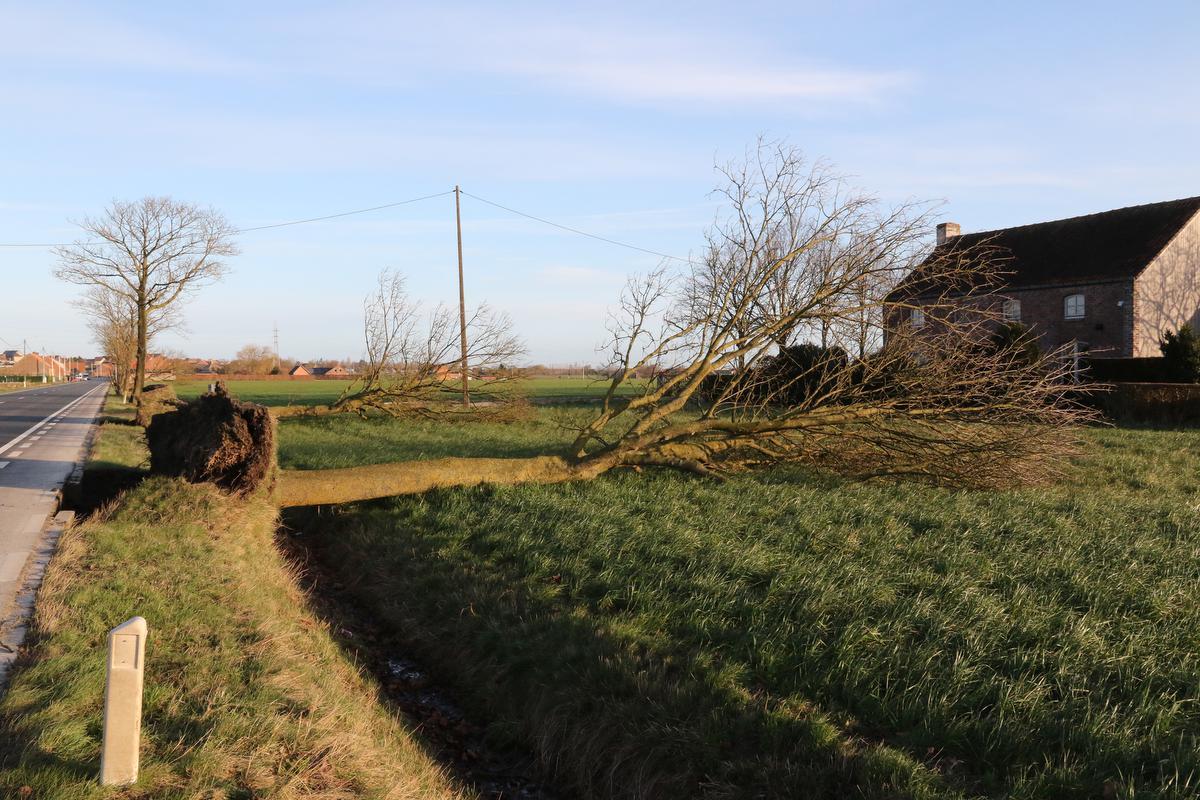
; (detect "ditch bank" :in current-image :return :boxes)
[282,510,567,800]
[283,490,951,800]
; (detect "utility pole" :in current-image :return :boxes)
[272,322,280,372]
[454,185,469,407]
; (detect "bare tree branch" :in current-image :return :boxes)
[276,268,527,418]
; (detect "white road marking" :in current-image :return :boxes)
[0,462,8,469]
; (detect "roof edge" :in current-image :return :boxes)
[956,195,1200,241]
[1129,204,1200,282]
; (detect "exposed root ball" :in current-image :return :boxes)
[134,382,179,427]
[146,383,276,496]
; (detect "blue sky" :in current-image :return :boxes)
[2,1,1198,363]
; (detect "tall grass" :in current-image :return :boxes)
[287,424,1200,799]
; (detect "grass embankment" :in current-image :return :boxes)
[76,397,148,513]
[281,411,1200,799]
[0,403,464,799]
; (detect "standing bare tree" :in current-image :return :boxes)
[84,289,137,402]
[80,285,183,402]
[228,344,277,375]
[55,197,237,407]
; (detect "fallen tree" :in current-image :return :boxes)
[272,269,525,419]
[148,142,1094,507]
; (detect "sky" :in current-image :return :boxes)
[2,1,1199,364]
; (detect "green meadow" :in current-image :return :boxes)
[277,405,1200,799]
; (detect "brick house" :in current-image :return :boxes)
[7,352,69,379]
[887,196,1200,359]
[310,365,350,377]
[288,364,311,377]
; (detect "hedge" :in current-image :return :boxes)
[1093,382,1200,426]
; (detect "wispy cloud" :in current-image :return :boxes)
[275,6,912,107]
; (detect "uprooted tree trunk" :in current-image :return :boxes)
[144,142,1096,509]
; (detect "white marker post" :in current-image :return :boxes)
[100,616,148,786]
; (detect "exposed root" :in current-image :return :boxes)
[146,383,276,496]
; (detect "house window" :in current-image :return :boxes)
[1002,299,1021,322]
[1063,293,1085,320]
[910,307,925,328]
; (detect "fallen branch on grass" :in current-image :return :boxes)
[142,143,1095,507]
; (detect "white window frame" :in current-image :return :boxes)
[1002,298,1021,322]
[1063,293,1085,320]
[910,307,925,328]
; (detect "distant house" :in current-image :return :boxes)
[310,365,350,377]
[288,364,311,377]
[887,197,1200,359]
[9,352,68,379]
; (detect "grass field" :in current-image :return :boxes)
[19,386,1194,797]
[175,378,354,406]
[0,411,463,798]
[175,375,645,406]
[279,410,1200,799]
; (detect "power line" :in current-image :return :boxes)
[0,189,455,247]
[234,190,454,232]
[460,190,694,264]
[0,187,696,264]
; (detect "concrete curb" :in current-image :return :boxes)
[62,398,104,511]
[0,510,75,693]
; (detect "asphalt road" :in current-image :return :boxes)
[0,379,107,682]
[0,380,104,450]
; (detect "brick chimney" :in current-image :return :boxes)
[936,222,961,246]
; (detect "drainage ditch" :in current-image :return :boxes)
[279,523,569,800]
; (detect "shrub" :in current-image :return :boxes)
[986,322,1042,367]
[759,343,850,406]
[694,344,852,407]
[1158,324,1200,382]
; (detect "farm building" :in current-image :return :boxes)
[887,196,1200,358]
